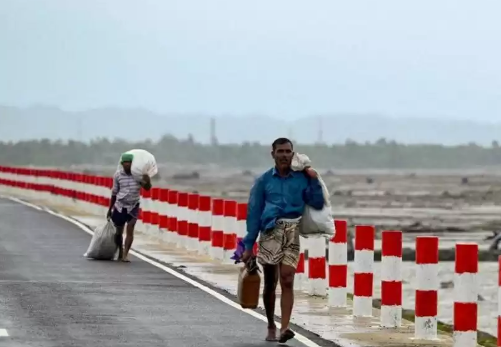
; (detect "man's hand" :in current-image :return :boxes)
[304,167,318,179]
[241,249,253,263]
[106,209,112,220]
[141,174,152,190]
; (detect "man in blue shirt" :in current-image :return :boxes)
[241,137,324,344]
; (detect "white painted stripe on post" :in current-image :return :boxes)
[453,331,477,347]
[415,264,439,291]
[328,287,347,307]
[212,215,224,232]
[353,296,372,317]
[199,210,211,227]
[237,219,246,239]
[354,250,374,273]
[453,273,478,303]
[415,317,438,341]
[308,237,325,258]
[381,306,402,328]
[381,256,402,282]
[328,242,347,265]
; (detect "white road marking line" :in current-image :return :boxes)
[8,197,43,211]
[0,329,9,337]
[11,197,322,347]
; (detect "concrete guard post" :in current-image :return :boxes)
[308,236,327,297]
[415,236,439,340]
[187,193,199,251]
[150,187,160,235]
[159,188,169,242]
[328,220,348,308]
[380,230,402,328]
[296,236,307,291]
[210,198,225,261]
[453,243,478,347]
[197,195,212,256]
[176,192,189,249]
[167,190,178,245]
[353,225,375,317]
[223,200,237,264]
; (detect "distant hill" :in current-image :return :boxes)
[1,105,500,145]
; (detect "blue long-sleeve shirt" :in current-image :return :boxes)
[242,167,325,251]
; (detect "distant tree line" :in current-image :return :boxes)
[1,135,501,169]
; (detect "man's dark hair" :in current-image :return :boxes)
[272,137,293,151]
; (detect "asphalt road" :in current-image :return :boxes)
[0,198,329,347]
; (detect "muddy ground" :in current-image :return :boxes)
[72,164,501,241]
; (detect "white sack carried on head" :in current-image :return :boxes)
[116,149,158,180]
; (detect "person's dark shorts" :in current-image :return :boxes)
[111,204,139,228]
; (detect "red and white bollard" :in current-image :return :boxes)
[380,230,402,327]
[453,243,478,347]
[353,225,375,317]
[187,193,199,251]
[176,192,189,249]
[415,236,439,340]
[236,203,247,246]
[328,220,348,307]
[150,187,160,235]
[159,188,169,241]
[223,200,237,264]
[307,236,327,297]
[197,195,212,255]
[296,236,306,291]
[167,190,178,244]
[210,198,225,261]
[141,188,152,234]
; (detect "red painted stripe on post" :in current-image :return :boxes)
[353,273,373,297]
[455,244,478,274]
[332,220,347,243]
[308,257,326,279]
[453,302,477,332]
[381,230,402,257]
[328,264,348,287]
[354,225,375,250]
[416,237,439,264]
[415,290,438,317]
[381,281,402,306]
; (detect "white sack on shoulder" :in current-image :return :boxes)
[291,152,335,239]
[116,148,158,180]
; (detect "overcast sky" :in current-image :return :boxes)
[1,0,500,121]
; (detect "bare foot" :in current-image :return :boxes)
[265,327,277,341]
[121,256,130,263]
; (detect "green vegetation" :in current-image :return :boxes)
[2,136,501,169]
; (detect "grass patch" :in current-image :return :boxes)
[346,293,497,347]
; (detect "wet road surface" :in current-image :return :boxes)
[0,198,327,347]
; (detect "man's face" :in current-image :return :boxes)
[122,161,132,174]
[271,142,293,170]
